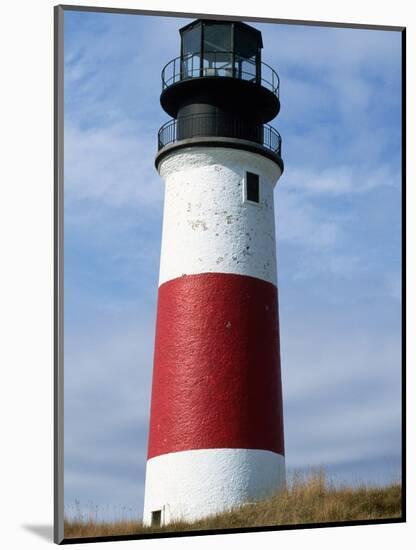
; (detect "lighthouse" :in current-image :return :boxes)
[143,19,285,526]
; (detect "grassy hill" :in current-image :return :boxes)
[64,470,402,539]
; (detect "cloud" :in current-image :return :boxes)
[64,12,191,123]
[280,306,401,471]
[282,164,398,196]
[64,122,163,208]
[293,253,371,280]
[386,273,402,302]
[274,161,400,281]
[276,190,339,249]
[64,306,156,519]
[261,23,400,71]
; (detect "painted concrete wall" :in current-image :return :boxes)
[143,448,286,525]
[143,146,284,526]
[158,147,282,286]
[148,272,284,459]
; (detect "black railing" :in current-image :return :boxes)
[161,52,280,97]
[158,113,282,157]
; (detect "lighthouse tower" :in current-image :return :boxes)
[143,19,285,526]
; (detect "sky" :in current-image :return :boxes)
[63,9,402,521]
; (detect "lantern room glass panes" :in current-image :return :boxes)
[181,22,202,79]
[182,22,201,55]
[179,20,262,83]
[234,25,259,83]
[203,23,233,77]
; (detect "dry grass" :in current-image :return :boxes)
[64,469,402,539]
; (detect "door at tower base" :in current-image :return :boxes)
[143,448,286,525]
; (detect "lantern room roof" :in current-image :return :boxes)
[179,19,263,49]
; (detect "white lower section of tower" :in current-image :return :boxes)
[143,448,285,526]
[157,146,282,287]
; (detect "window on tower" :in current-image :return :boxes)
[245,172,260,203]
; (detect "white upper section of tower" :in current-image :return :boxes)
[157,147,282,287]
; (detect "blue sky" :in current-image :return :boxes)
[63,10,402,521]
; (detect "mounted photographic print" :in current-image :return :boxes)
[54,4,405,544]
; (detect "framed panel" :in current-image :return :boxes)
[54,4,405,544]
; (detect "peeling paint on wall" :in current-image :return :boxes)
[158,147,282,286]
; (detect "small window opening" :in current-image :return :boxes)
[246,172,260,203]
[151,510,162,527]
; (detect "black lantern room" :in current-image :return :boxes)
[157,19,283,171]
[180,20,262,83]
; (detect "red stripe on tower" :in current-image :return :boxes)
[148,272,284,459]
